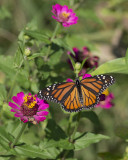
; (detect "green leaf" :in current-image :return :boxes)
[0,146,7,155]
[11,144,60,159]
[2,103,14,118]
[30,82,39,93]
[0,6,11,19]
[14,44,24,68]
[91,57,128,75]
[0,84,7,100]
[67,54,75,70]
[0,146,13,159]
[74,111,101,127]
[74,132,109,150]
[56,139,74,150]
[48,48,63,65]
[0,56,28,87]
[24,30,50,43]
[125,48,128,64]
[27,53,44,60]
[44,147,61,159]
[6,121,23,138]
[79,57,88,72]
[18,30,25,42]
[52,38,75,56]
[0,56,15,77]
[0,127,14,150]
[16,69,30,89]
[40,138,74,150]
[46,119,67,140]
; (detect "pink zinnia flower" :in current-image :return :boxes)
[52,4,78,27]
[96,92,114,109]
[8,92,49,124]
[82,74,92,79]
[67,47,99,76]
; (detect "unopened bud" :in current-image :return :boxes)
[75,62,81,70]
[24,35,30,40]
[24,47,31,56]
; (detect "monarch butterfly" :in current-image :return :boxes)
[37,75,115,112]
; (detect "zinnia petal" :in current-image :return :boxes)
[9,102,20,110]
[16,92,24,106]
[67,46,99,76]
[14,113,23,117]
[38,103,49,110]
[66,78,73,82]
[82,74,92,79]
[37,111,49,116]
[51,4,78,27]
[34,115,46,122]
[21,116,28,123]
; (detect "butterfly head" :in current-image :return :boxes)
[75,77,80,86]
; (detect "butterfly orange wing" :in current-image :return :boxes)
[38,82,75,103]
[38,75,115,112]
[38,81,83,112]
[62,86,83,112]
[81,85,97,109]
[80,75,115,109]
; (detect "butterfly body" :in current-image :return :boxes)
[75,79,84,105]
[38,75,115,112]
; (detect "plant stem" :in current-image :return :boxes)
[67,113,74,136]
[62,112,81,160]
[61,150,69,160]
[11,123,27,148]
[45,23,60,60]
[51,23,60,42]
[71,111,81,142]
[75,72,78,78]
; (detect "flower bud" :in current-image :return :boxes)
[24,35,30,40]
[75,62,81,70]
[24,47,31,56]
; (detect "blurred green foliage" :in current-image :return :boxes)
[0,0,128,160]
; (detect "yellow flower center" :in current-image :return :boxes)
[23,95,37,109]
[62,12,70,18]
[102,88,109,96]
